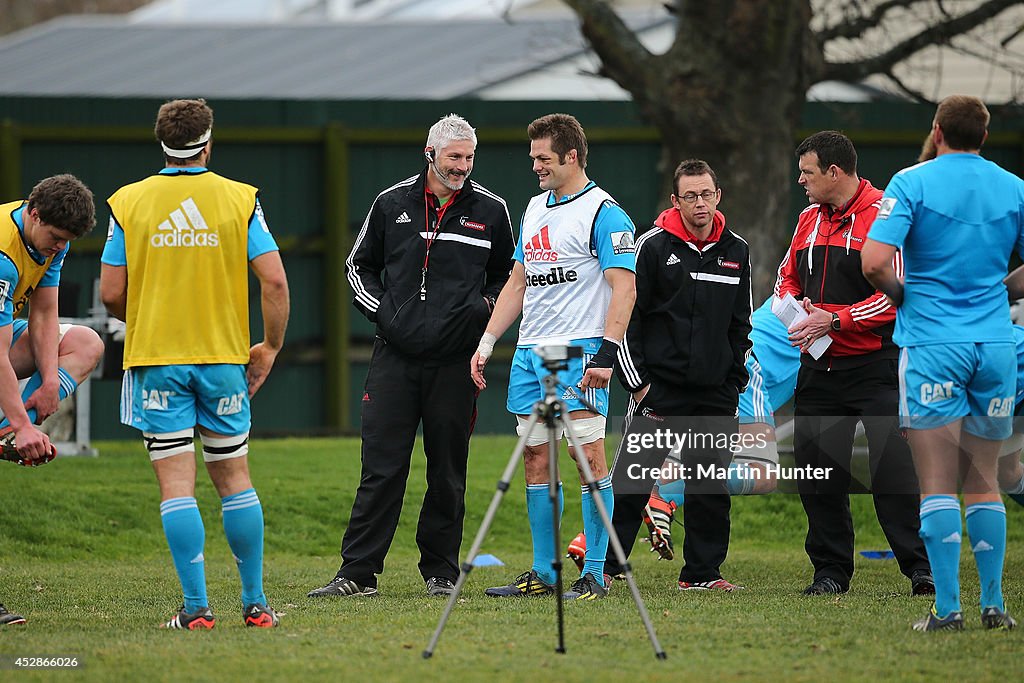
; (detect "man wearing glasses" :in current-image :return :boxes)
[609,159,752,591]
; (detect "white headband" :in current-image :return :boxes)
[161,128,212,158]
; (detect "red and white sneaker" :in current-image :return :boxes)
[678,578,744,592]
[566,531,587,573]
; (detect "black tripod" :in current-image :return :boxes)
[424,352,666,660]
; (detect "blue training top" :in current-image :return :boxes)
[869,153,1024,346]
[750,297,800,409]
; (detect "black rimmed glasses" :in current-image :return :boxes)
[676,190,718,204]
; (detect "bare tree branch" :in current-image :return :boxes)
[561,0,657,99]
[817,0,919,43]
[822,0,1020,83]
[884,67,935,102]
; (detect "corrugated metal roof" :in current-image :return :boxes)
[0,15,668,99]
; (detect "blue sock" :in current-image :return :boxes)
[0,368,77,428]
[581,476,614,586]
[966,501,1007,611]
[726,462,757,495]
[657,479,685,508]
[221,488,266,607]
[160,497,207,612]
[526,482,563,585]
[919,495,962,617]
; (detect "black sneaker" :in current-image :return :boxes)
[425,577,456,597]
[912,605,964,632]
[162,605,215,630]
[484,570,555,598]
[562,572,609,600]
[0,603,26,626]
[243,603,280,628]
[911,569,935,596]
[981,606,1017,630]
[801,577,847,595]
[307,575,378,598]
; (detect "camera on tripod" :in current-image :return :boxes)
[532,344,583,371]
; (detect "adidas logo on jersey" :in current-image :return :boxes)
[562,386,579,401]
[666,253,680,266]
[151,197,220,248]
[396,212,412,224]
[523,225,558,262]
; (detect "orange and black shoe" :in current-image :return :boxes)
[244,603,280,628]
[162,605,215,630]
[0,426,57,467]
[643,493,676,561]
[566,531,587,573]
[0,603,26,626]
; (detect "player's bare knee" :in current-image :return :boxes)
[58,324,105,381]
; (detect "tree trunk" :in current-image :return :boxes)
[567,0,822,300]
[637,1,818,301]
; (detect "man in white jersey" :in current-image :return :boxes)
[472,113,636,600]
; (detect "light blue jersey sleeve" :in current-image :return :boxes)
[100,215,127,266]
[0,255,19,327]
[592,201,636,272]
[869,171,916,247]
[513,216,526,264]
[248,197,279,260]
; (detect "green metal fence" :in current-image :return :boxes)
[0,97,1021,437]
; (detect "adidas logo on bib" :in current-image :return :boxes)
[151,197,219,248]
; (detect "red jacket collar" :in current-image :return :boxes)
[821,178,880,221]
[655,207,726,248]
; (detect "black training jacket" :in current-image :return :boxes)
[346,169,515,362]
[616,222,753,394]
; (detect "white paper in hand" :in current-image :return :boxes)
[771,293,832,360]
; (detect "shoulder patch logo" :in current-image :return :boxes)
[610,231,634,255]
[877,197,897,220]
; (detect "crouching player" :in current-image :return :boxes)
[569,297,798,566]
[0,174,104,625]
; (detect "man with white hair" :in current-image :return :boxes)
[309,114,515,599]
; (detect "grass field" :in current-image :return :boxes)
[0,436,1021,682]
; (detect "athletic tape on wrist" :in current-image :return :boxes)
[477,332,498,359]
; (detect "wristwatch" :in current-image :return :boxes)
[830,312,841,331]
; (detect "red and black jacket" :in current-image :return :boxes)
[774,178,902,371]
